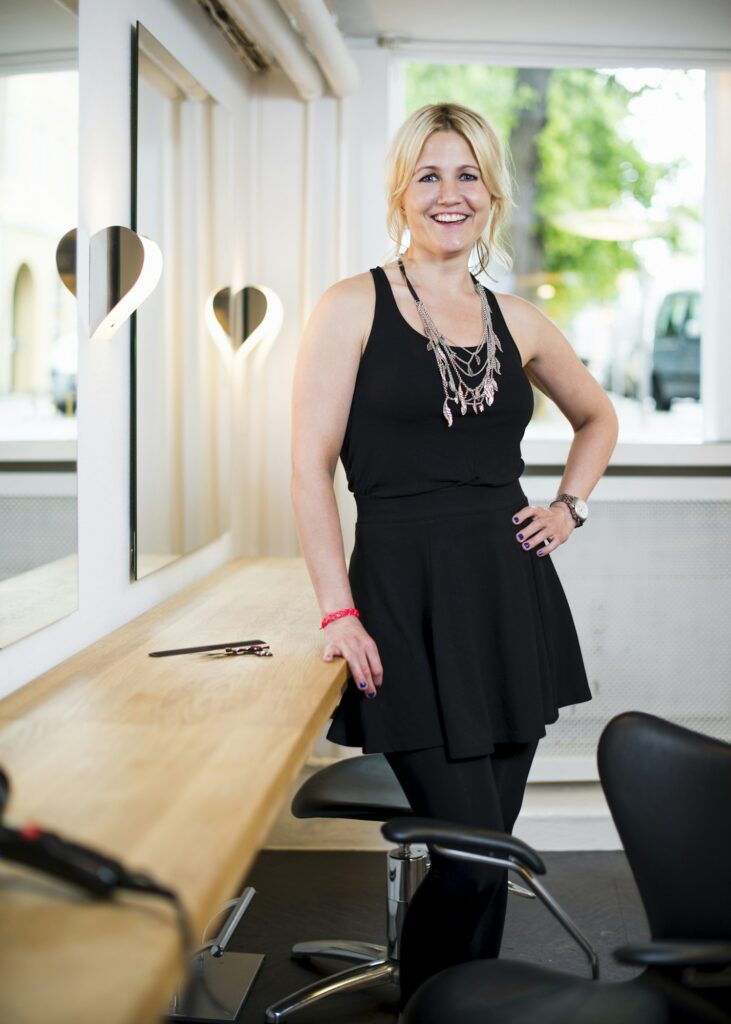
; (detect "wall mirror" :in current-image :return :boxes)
[0,0,78,649]
[131,23,233,579]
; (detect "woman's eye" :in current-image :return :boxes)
[419,173,478,182]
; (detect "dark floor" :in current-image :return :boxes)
[221,849,647,1023]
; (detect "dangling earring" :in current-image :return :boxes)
[475,236,491,276]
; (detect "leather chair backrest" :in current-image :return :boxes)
[598,711,731,941]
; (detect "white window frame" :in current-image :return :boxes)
[382,43,731,468]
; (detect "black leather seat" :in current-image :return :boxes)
[398,959,667,1023]
[291,751,412,821]
[384,712,731,1024]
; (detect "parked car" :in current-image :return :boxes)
[651,290,701,411]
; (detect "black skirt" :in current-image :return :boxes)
[325,480,592,758]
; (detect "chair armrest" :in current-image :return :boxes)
[382,816,546,875]
[614,940,731,969]
[384,816,599,978]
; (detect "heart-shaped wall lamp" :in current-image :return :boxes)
[205,286,234,359]
[55,226,163,339]
[89,226,162,340]
[205,285,282,359]
[56,228,77,296]
[232,286,268,351]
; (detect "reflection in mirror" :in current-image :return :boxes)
[207,285,269,354]
[56,227,77,297]
[132,23,232,579]
[206,287,236,357]
[0,0,78,649]
[233,286,268,351]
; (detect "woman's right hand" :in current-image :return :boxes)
[322,617,383,698]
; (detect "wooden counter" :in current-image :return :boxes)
[0,557,347,1024]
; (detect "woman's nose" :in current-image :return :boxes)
[438,180,461,203]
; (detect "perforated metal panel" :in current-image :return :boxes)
[0,497,77,580]
[539,498,731,759]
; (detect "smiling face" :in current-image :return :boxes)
[401,129,492,259]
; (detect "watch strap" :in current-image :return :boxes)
[551,493,586,527]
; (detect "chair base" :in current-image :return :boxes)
[292,939,388,963]
[264,955,398,1022]
[264,842,427,1022]
[263,849,535,1021]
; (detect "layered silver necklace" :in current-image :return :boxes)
[397,256,502,427]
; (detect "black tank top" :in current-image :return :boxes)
[339,265,534,499]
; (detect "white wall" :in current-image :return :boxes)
[233,47,393,561]
[232,68,309,558]
[0,0,252,695]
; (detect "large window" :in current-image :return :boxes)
[403,65,705,444]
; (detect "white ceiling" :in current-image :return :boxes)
[0,0,77,59]
[327,0,731,51]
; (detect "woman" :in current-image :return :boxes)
[290,102,618,1008]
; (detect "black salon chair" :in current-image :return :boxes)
[264,752,537,1022]
[384,711,731,1024]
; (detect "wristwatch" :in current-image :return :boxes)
[550,493,589,528]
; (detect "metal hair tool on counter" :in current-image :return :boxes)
[148,640,271,658]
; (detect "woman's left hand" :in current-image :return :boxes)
[511,502,575,557]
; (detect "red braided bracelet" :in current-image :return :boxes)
[321,607,360,629]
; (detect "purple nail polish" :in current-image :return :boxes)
[358,680,367,688]
[537,549,545,556]
[523,541,530,548]
[365,692,376,699]
[517,533,524,540]
[513,516,520,523]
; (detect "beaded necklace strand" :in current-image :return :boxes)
[397,256,502,427]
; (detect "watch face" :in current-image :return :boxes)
[574,499,589,520]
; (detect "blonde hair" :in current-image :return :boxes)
[385,103,515,280]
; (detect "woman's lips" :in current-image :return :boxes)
[431,215,469,228]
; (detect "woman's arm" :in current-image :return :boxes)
[290,273,384,694]
[499,294,619,551]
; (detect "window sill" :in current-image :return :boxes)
[523,439,731,470]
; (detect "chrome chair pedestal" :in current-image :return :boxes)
[264,844,428,1022]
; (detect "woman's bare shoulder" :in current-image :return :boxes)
[325,269,376,303]
[488,289,543,366]
[490,289,537,318]
[318,271,376,356]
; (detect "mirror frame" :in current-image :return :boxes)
[129,21,233,580]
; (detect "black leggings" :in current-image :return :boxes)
[384,738,540,1008]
